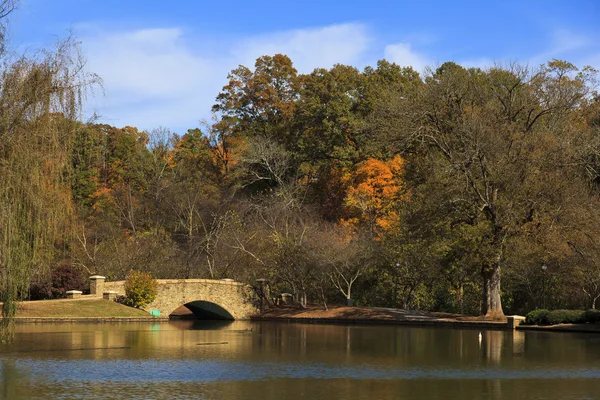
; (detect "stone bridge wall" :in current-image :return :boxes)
[104,279,257,319]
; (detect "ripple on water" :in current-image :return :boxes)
[7,359,600,382]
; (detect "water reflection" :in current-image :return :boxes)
[481,330,504,364]
[1,322,599,399]
[0,360,20,400]
[513,330,525,354]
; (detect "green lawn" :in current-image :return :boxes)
[11,298,151,318]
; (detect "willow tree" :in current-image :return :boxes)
[0,5,98,340]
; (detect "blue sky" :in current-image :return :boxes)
[11,0,600,133]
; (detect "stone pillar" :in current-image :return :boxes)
[507,315,526,329]
[89,275,106,297]
[103,291,118,301]
[66,290,82,299]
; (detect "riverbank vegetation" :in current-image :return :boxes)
[524,309,600,325]
[2,3,600,337]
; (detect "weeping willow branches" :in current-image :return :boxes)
[0,29,99,341]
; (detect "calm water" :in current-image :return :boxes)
[0,321,599,399]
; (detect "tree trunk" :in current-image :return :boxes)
[458,284,464,314]
[300,291,307,308]
[405,287,415,310]
[482,263,505,319]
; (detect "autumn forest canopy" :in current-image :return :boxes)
[2,6,600,334]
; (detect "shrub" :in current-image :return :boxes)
[545,309,585,325]
[51,264,86,298]
[29,264,86,300]
[582,309,600,323]
[124,270,158,308]
[29,274,53,300]
[525,309,550,325]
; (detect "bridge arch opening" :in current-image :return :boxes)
[170,300,234,320]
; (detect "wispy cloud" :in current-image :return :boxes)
[82,23,373,131]
[528,29,597,68]
[232,23,371,73]
[551,29,591,54]
[449,30,598,73]
[383,42,431,73]
[83,27,222,130]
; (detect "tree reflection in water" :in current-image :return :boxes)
[0,323,598,400]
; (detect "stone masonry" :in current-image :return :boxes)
[89,275,105,296]
[103,278,257,319]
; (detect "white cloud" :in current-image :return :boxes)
[232,23,371,73]
[83,27,223,131]
[383,42,431,73]
[85,28,218,100]
[82,23,373,132]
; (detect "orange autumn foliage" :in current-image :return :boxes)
[342,156,406,237]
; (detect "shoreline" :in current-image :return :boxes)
[252,315,600,333]
[252,305,512,330]
[516,323,600,333]
[13,316,169,323]
[7,301,600,333]
[9,316,600,334]
[251,306,600,333]
[250,315,509,330]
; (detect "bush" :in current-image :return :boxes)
[582,309,600,323]
[525,309,600,325]
[525,309,550,325]
[124,270,158,308]
[545,309,585,325]
[51,264,87,298]
[29,264,86,300]
[29,274,53,300]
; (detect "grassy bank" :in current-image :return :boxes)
[7,298,151,318]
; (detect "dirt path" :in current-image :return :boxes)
[256,305,506,324]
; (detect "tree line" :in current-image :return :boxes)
[33,55,600,317]
[2,7,600,339]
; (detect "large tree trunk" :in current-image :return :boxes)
[482,263,505,319]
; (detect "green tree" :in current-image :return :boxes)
[374,60,597,318]
[124,270,158,308]
[213,54,299,143]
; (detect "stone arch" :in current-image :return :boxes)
[102,278,258,319]
[170,300,235,320]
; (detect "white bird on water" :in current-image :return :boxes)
[478,332,482,344]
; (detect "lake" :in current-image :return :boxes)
[0,321,599,399]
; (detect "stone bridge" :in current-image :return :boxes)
[93,277,258,320]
